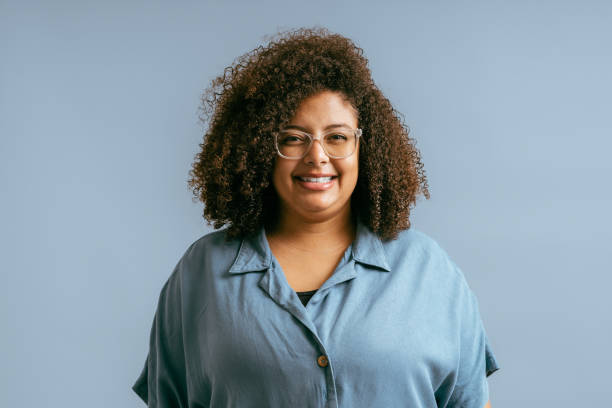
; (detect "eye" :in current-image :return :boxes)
[325,133,349,144]
[279,133,307,145]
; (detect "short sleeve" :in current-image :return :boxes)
[132,267,188,407]
[485,335,499,378]
[448,284,500,407]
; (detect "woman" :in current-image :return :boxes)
[133,27,499,407]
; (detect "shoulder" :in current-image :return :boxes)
[147,228,243,325]
[183,228,240,263]
[168,228,242,287]
[381,227,471,291]
[382,227,453,268]
[383,227,444,257]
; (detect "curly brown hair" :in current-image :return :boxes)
[188,27,430,240]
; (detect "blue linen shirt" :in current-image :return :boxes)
[132,221,499,407]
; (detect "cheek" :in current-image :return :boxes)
[346,157,359,180]
[339,159,359,191]
[271,164,282,192]
[344,147,360,183]
[272,161,292,192]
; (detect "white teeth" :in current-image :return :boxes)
[298,176,333,183]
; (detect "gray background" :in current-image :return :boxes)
[1,0,610,407]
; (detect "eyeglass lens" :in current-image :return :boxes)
[277,130,357,158]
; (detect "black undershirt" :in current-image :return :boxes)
[296,289,317,306]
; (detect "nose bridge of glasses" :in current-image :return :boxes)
[304,135,329,157]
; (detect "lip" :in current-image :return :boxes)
[293,174,337,191]
[294,173,337,178]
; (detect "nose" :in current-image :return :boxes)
[303,138,329,165]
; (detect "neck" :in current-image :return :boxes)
[267,204,356,253]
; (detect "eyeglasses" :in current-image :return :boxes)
[274,127,362,159]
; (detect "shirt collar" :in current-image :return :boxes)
[228,226,273,274]
[228,219,391,274]
[351,220,391,272]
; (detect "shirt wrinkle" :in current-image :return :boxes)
[133,219,499,408]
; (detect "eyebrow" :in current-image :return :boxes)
[282,123,352,132]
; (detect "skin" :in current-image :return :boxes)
[267,90,359,291]
[267,91,493,408]
[271,90,359,225]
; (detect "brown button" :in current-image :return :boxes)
[317,355,328,367]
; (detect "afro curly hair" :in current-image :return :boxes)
[188,27,430,240]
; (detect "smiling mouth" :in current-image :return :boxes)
[296,176,337,183]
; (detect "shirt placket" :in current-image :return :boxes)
[257,258,358,408]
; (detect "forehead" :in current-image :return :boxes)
[288,91,358,129]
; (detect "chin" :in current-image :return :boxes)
[298,198,337,212]
[297,199,351,220]
[297,205,334,216]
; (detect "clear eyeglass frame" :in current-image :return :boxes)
[274,128,363,160]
